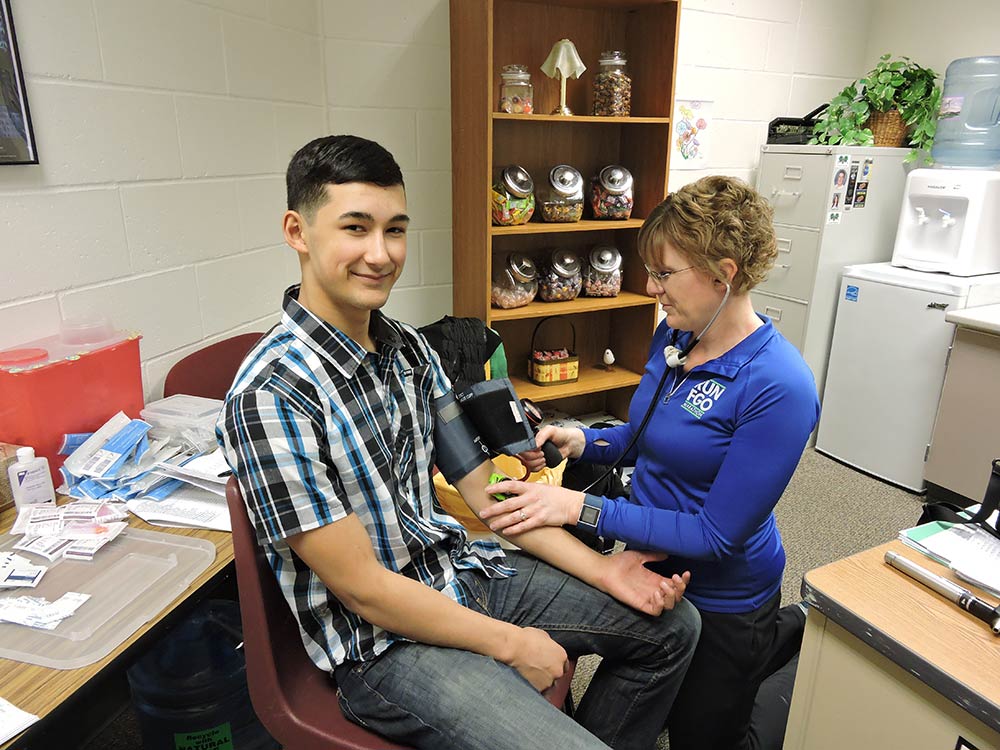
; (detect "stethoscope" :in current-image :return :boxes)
[580,280,732,494]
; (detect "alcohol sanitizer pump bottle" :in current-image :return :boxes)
[7,447,56,508]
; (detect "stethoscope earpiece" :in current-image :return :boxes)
[663,345,687,369]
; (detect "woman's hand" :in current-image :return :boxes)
[516,426,587,474]
[480,480,585,534]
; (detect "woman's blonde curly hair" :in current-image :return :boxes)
[637,175,777,294]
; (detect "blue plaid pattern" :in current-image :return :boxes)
[219,286,511,670]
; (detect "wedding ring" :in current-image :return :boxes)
[519,510,527,522]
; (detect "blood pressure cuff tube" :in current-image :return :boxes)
[433,391,490,484]
[455,379,537,457]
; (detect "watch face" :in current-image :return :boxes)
[580,504,600,527]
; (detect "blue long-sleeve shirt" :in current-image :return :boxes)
[582,316,819,613]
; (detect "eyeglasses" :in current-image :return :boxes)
[644,264,695,284]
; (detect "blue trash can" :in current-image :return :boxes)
[127,599,277,750]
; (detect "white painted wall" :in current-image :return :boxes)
[0,0,989,402]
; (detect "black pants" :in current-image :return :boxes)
[667,593,804,750]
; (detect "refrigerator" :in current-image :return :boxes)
[816,263,1000,492]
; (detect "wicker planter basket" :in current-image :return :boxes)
[866,109,908,147]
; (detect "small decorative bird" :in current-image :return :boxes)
[602,348,616,371]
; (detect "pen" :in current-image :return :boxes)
[885,551,1000,635]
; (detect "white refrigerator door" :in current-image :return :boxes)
[816,275,960,491]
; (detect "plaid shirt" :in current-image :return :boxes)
[219,286,511,670]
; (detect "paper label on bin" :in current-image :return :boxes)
[174,722,234,750]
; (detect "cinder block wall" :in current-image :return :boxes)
[1,0,966,401]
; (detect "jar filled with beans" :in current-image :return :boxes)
[498,64,533,114]
[590,165,634,220]
[491,253,538,309]
[538,248,582,302]
[538,165,584,223]
[583,245,622,297]
[592,50,631,117]
[491,165,535,226]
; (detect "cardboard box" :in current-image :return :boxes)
[0,442,25,513]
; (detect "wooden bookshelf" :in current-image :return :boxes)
[450,0,681,419]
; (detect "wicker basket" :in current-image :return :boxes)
[528,317,579,386]
[866,109,908,147]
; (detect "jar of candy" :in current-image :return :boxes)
[590,165,634,220]
[538,165,584,223]
[491,253,538,309]
[592,50,631,117]
[491,165,535,226]
[538,248,582,302]
[583,245,622,297]
[498,64,534,114]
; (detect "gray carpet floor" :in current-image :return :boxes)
[86,448,923,749]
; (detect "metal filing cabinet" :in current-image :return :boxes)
[754,144,910,400]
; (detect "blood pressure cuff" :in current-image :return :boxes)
[456,379,536,457]
[433,390,490,484]
[433,379,537,484]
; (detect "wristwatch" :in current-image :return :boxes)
[577,494,604,532]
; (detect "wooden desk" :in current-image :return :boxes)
[784,540,1000,750]
[0,504,234,749]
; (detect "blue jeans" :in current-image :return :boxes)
[334,551,700,750]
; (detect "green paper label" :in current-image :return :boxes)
[174,723,233,750]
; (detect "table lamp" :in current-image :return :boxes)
[541,39,586,116]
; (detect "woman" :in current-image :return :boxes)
[481,176,820,750]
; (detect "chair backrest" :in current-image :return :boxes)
[164,333,264,399]
[224,477,411,750]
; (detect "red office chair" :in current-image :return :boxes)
[225,478,576,750]
[163,332,263,399]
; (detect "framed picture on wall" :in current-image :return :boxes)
[0,0,37,165]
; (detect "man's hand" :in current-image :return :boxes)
[597,550,691,616]
[500,626,569,692]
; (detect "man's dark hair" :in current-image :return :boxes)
[286,135,404,219]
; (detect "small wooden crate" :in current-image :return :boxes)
[528,317,578,386]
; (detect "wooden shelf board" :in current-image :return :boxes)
[492,218,644,236]
[493,113,670,125]
[490,291,655,321]
[511,366,642,403]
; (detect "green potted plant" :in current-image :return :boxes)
[811,54,942,162]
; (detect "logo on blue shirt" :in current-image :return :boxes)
[682,379,726,419]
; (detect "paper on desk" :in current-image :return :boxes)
[0,697,38,744]
[947,526,1000,597]
[151,448,229,496]
[127,485,231,532]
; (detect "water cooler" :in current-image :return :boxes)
[816,55,1000,491]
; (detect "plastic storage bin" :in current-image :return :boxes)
[141,394,224,449]
[128,599,277,750]
[932,56,1000,168]
[0,332,144,486]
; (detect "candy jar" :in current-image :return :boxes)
[538,165,584,223]
[538,248,582,302]
[590,165,634,220]
[491,165,535,226]
[583,245,623,297]
[491,253,538,309]
[498,64,534,114]
[592,50,631,117]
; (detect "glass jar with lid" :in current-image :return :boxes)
[538,165,584,223]
[592,50,632,117]
[538,248,582,302]
[590,165,634,220]
[498,64,534,114]
[491,253,538,309]
[583,245,623,297]
[491,165,535,226]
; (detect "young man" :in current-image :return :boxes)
[219,135,700,750]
